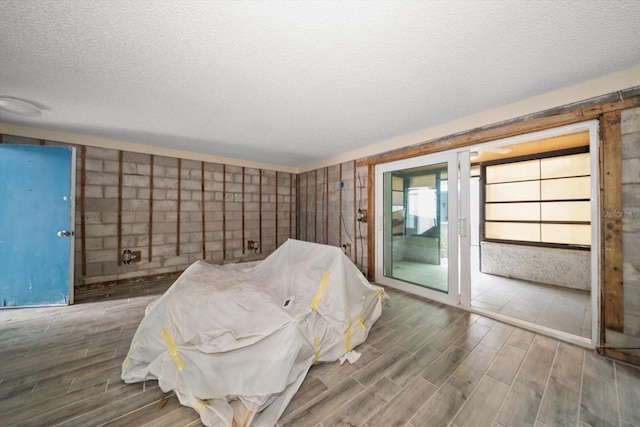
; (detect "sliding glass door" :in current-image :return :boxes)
[376,151,470,305]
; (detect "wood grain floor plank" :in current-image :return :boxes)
[281,374,328,418]
[479,322,514,351]
[486,344,527,386]
[56,383,167,427]
[494,375,545,427]
[616,361,640,426]
[313,344,383,388]
[278,377,364,427]
[452,376,510,427]
[453,344,497,386]
[323,376,401,427]
[505,328,535,351]
[537,375,580,426]
[352,346,410,388]
[426,314,474,352]
[368,376,437,427]
[102,393,181,426]
[579,370,619,427]
[386,344,441,387]
[552,342,584,384]
[454,321,492,352]
[411,376,475,427]
[396,323,442,353]
[421,345,470,387]
[518,335,558,385]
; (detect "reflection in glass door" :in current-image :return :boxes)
[383,163,449,291]
[376,152,466,305]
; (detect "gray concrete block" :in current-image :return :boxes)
[622,132,640,159]
[622,106,640,134]
[86,146,119,160]
[622,158,640,184]
[154,155,178,167]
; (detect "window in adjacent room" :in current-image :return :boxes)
[482,147,590,248]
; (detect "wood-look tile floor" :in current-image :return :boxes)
[1,280,639,427]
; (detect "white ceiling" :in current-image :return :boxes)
[1,1,639,168]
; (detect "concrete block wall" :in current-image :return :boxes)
[1,135,297,288]
[297,161,369,277]
[621,106,640,339]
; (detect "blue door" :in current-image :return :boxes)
[0,145,75,307]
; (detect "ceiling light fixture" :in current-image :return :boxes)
[0,97,42,117]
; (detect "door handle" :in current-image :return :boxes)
[57,230,73,237]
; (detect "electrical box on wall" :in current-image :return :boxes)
[122,249,141,265]
[357,209,368,223]
[342,243,351,257]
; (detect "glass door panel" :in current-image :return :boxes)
[376,151,463,305]
[383,163,448,292]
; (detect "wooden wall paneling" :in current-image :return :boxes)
[325,167,329,245]
[223,164,226,260]
[80,146,87,276]
[39,139,45,145]
[289,172,293,241]
[357,95,640,167]
[296,173,300,240]
[176,158,181,256]
[242,167,246,255]
[306,172,310,241]
[259,169,263,253]
[367,164,375,281]
[602,347,640,366]
[601,111,624,332]
[353,160,357,266]
[339,163,343,246]
[275,171,279,246]
[314,169,318,243]
[201,161,206,260]
[117,151,123,266]
[148,155,154,262]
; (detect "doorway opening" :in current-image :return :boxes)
[469,130,593,340]
[375,121,599,347]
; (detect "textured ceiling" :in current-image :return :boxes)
[1,1,639,168]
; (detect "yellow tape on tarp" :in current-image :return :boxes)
[122,333,143,369]
[161,328,185,372]
[194,399,209,414]
[313,336,320,362]
[345,317,353,353]
[310,272,330,311]
[358,312,365,331]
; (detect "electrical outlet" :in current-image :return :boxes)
[247,240,258,250]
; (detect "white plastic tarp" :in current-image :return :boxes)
[121,239,385,426]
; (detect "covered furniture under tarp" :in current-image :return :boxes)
[121,239,386,427]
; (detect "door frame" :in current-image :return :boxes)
[461,120,600,348]
[373,120,600,349]
[375,150,467,306]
